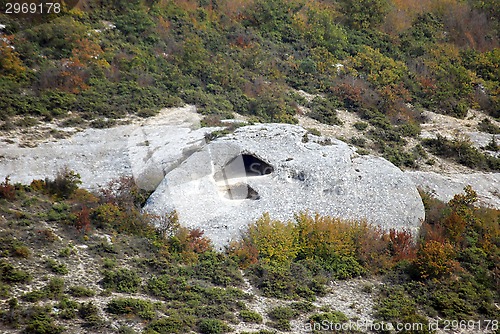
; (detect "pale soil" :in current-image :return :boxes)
[0,106,199,148]
[232,276,381,334]
[298,107,500,175]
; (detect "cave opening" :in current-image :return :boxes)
[241,154,274,177]
[214,153,274,181]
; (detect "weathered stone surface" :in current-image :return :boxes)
[144,124,425,248]
[407,171,500,209]
[0,106,212,191]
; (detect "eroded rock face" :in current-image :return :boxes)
[0,106,212,191]
[407,171,500,208]
[144,124,425,248]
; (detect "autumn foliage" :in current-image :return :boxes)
[230,211,418,278]
[417,186,500,281]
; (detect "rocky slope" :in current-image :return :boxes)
[0,106,213,191]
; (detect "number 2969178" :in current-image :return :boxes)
[4,2,61,15]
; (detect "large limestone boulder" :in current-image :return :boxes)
[144,124,425,248]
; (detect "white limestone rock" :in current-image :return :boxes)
[0,105,213,191]
[144,124,425,248]
[406,171,500,209]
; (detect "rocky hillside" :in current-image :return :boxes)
[0,0,499,333]
[0,174,499,334]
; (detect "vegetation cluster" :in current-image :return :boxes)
[0,0,499,170]
[0,171,498,333]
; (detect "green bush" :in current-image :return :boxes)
[239,310,263,323]
[0,260,31,283]
[0,236,30,258]
[23,277,65,302]
[198,318,231,334]
[106,298,155,320]
[79,301,103,327]
[353,121,368,131]
[68,285,95,297]
[146,316,187,334]
[422,135,500,171]
[307,96,342,126]
[478,118,500,134]
[0,282,10,297]
[25,307,64,334]
[308,310,348,324]
[101,268,141,293]
[57,297,79,320]
[267,306,297,321]
[22,289,47,303]
[45,277,65,298]
[375,286,431,332]
[290,301,316,313]
[46,259,68,275]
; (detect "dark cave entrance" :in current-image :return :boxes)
[214,153,274,181]
[240,154,274,177]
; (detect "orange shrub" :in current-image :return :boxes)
[0,177,16,201]
[75,206,91,233]
[228,238,258,269]
[415,240,459,279]
[388,229,417,262]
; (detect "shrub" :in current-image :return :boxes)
[422,135,500,171]
[99,176,152,209]
[290,301,316,313]
[0,177,16,200]
[268,319,291,331]
[353,121,368,131]
[0,260,30,283]
[23,289,47,303]
[58,246,75,257]
[248,263,303,299]
[106,298,155,320]
[23,277,65,302]
[388,229,417,262]
[68,285,95,297]
[0,282,10,297]
[308,310,348,324]
[45,277,65,298]
[192,251,243,287]
[246,213,300,268]
[46,259,69,275]
[307,96,342,126]
[239,310,263,323]
[25,307,64,334]
[267,306,297,321]
[79,301,103,327]
[484,136,499,152]
[44,168,82,199]
[198,318,231,334]
[0,237,31,258]
[478,118,500,134]
[101,268,141,293]
[375,286,430,332]
[146,316,187,334]
[415,241,458,279]
[57,297,79,319]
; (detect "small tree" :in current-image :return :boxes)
[415,240,458,279]
[247,213,299,268]
[45,168,82,199]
